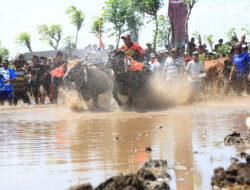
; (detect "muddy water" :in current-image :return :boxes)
[0,97,250,190]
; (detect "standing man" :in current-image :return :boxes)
[229,43,250,95]
[40,56,51,103]
[186,51,205,94]
[218,51,235,95]
[27,55,46,104]
[163,48,184,82]
[214,39,223,52]
[188,37,196,55]
[50,51,65,104]
[145,42,154,63]
[12,59,31,105]
[0,59,16,105]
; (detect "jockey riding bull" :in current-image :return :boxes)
[119,33,147,70]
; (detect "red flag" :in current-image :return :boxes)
[50,63,65,77]
[98,17,104,50]
[168,0,188,42]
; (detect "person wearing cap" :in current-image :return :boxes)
[148,53,158,71]
[12,59,31,105]
[120,33,146,63]
[188,37,197,55]
[145,42,154,63]
[163,48,185,82]
[229,42,250,95]
[186,51,205,94]
[0,59,16,105]
[218,51,235,95]
[49,51,66,104]
[27,55,46,104]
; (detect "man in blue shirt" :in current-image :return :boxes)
[229,43,250,95]
[0,59,16,105]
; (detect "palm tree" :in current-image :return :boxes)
[66,6,85,49]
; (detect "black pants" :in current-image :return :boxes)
[13,90,31,105]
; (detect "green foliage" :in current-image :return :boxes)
[241,27,250,37]
[134,0,164,52]
[203,35,213,51]
[218,44,230,54]
[135,0,164,16]
[225,27,238,42]
[103,0,129,48]
[66,6,85,48]
[155,15,172,49]
[63,36,76,50]
[15,32,32,52]
[0,41,10,61]
[192,31,200,41]
[37,24,62,50]
[91,16,104,38]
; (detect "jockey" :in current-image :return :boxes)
[120,33,146,64]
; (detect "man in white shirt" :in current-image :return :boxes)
[186,51,205,93]
[163,48,184,82]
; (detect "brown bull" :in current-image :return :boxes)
[204,58,227,93]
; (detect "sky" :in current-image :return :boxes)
[0,0,250,57]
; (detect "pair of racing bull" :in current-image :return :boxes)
[62,50,151,108]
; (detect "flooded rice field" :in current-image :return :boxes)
[0,96,249,190]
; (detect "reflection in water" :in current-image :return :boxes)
[0,99,249,190]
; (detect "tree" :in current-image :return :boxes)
[125,0,144,43]
[156,15,172,49]
[134,0,164,52]
[0,41,10,62]
[91,16,104,39]
[15,32,32,52]
[241,27,250,37]
[37,24,62,50]
[62,36,76,50]
[103,0,128,48]
[66,6,85,49]
[185,0,198,45]
[203,35,213,51]
[225,27,238,43]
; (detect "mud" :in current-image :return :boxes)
[68,160,170,190]
[211,153,250,189]
[224,132,250,145]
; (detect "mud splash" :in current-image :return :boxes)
[211,153,250,189]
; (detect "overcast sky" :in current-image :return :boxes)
[0,0,249,57]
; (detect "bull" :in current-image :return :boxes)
[63,60,112,107]
[108,50,152,106]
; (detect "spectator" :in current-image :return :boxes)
[40,56,51,103]
[186,51,205,94]
[145,42,154,63]
[148,53,158,71]
[12,59,31,105]
[27,55,46,104]
[50,51,65,104]
[218,51,235,95]
[163,48,184,82]
[152,53,165,77]
[0,59,16,105]
[214,39,223,52]
[188,37,196,55]
[241,35,247,45]
[229,42,250,95]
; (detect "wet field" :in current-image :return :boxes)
[0,96,249,190]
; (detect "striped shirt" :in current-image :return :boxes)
[163,56,184,81]
[12,67,28,91]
